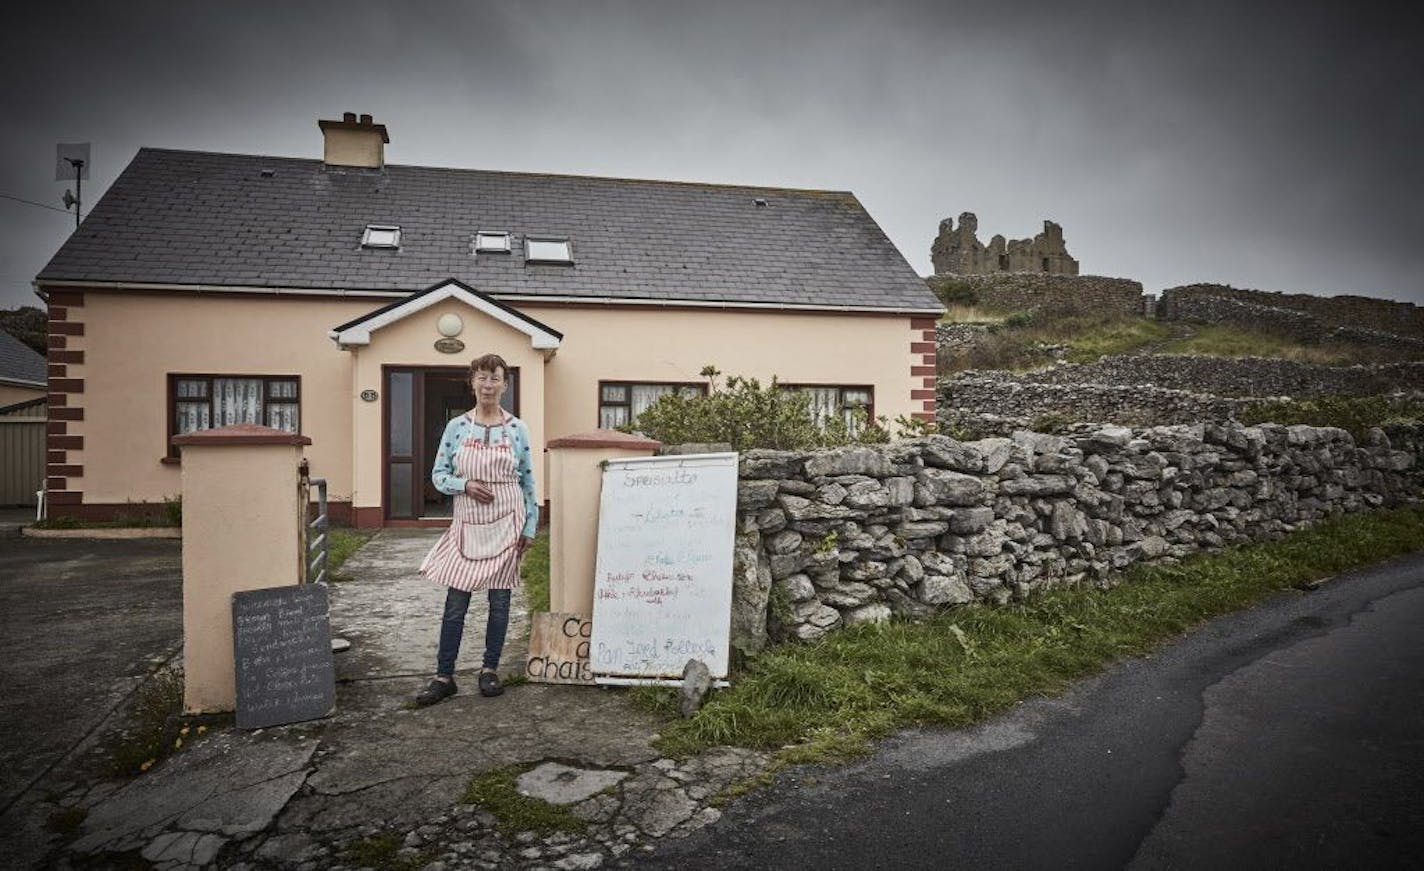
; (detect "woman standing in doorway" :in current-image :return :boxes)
[415,353,537,706]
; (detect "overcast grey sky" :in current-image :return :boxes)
[2,0,1421,311]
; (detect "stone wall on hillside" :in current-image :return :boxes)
[996,356,1424,399]
[728,423,1421,653]
[939,378,1244,432]
[1160,283,1424,341]
[929,273,1145,320]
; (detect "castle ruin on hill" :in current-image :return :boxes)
[931,212,1079,276]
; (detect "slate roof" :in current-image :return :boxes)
[0,328,46,386]
[37,148,942,313]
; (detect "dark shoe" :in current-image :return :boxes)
[415,677,457,707]
[478,670,504,697]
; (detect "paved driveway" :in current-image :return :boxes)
[0,537,182,815]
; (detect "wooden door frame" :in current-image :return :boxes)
[381,364,521,526]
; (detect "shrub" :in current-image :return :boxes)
[625,366,892,451]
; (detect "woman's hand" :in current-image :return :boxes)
[464,480,495,503]
[516,536,535,555]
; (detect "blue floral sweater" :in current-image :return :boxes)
[430,413,539,539]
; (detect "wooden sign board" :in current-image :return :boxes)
[525,612,595,685]
[232,584,336,729]
[589,452,738,686]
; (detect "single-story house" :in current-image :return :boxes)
[34,112,943,526]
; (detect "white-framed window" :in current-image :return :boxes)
[526,237,573,264]
[598,381,705,429]
[169,374,300,457]
[474,231,511,253]
[361,224,401,248]
[779,384,874,433]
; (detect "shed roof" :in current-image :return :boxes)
[0,329,45,387]
[37,148,942,314]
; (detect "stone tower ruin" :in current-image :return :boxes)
[931,212,1079,276]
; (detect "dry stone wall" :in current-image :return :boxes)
[1161,284,1424,337]
[935,357,1424,433]
[983,356,1424,399]
[929,273,1145,319]
[1160,284,1424,348]
[727,423,1421,654]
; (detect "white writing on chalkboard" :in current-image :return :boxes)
[232,585,336,729]
[590,453,737,683]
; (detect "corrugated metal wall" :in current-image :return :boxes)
[1,419,44,506]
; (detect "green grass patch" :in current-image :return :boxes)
[325,528,373,582]
[1160,324,1353,363]
[640,507,1424,763]
[1062,318,1173,362]
[521,530,552,613]
[341,831,436,871]
[1239,396,1424,441]
[939,313,1169,374]
[34,499,182,529]
[104,667,190,776]
[462,764,588,835]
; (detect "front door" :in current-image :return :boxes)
[384,366,519,521]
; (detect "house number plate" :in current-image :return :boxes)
[360,390,378,402]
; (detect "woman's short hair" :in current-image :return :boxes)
[469,353,509,380]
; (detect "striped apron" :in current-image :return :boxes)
[418,410,526,591]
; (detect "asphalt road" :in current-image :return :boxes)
[0,536,183,815]
[635,551,1424,870]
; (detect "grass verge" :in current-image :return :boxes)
[463,764,588,834]
[325,528,374,582]
[521,530,552,613]
[636,507,1424,764]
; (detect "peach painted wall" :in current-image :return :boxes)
[69,290,922,518]
[348,299,549,512]
[518,305,919,442]
[75,292,372,505]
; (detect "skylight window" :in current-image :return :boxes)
[362,225,401,249]
[525,238,573,264]
[475,231,511,253]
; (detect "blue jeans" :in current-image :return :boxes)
[435,588,512,677]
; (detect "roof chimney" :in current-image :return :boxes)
[318,111,390,169]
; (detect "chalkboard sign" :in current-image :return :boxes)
[232,584,336,729]
[589,453,738,685]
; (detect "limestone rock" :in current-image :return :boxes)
[915,468,987,506]
[919,575,973,605]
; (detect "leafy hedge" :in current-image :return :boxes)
[622,366,935,451]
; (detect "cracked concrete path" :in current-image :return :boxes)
[72,733,317,861]
[636,551,1424,870]
[327,528,529,681]
[9,528,771,869]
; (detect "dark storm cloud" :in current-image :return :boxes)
[1,0,1420,308]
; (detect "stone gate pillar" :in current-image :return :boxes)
[546,430,661,617]
[172,423,310,713]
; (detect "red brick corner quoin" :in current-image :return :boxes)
[910,316,938,422]
[45,290,85,510]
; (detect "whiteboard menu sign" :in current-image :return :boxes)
[589,453,738,685]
